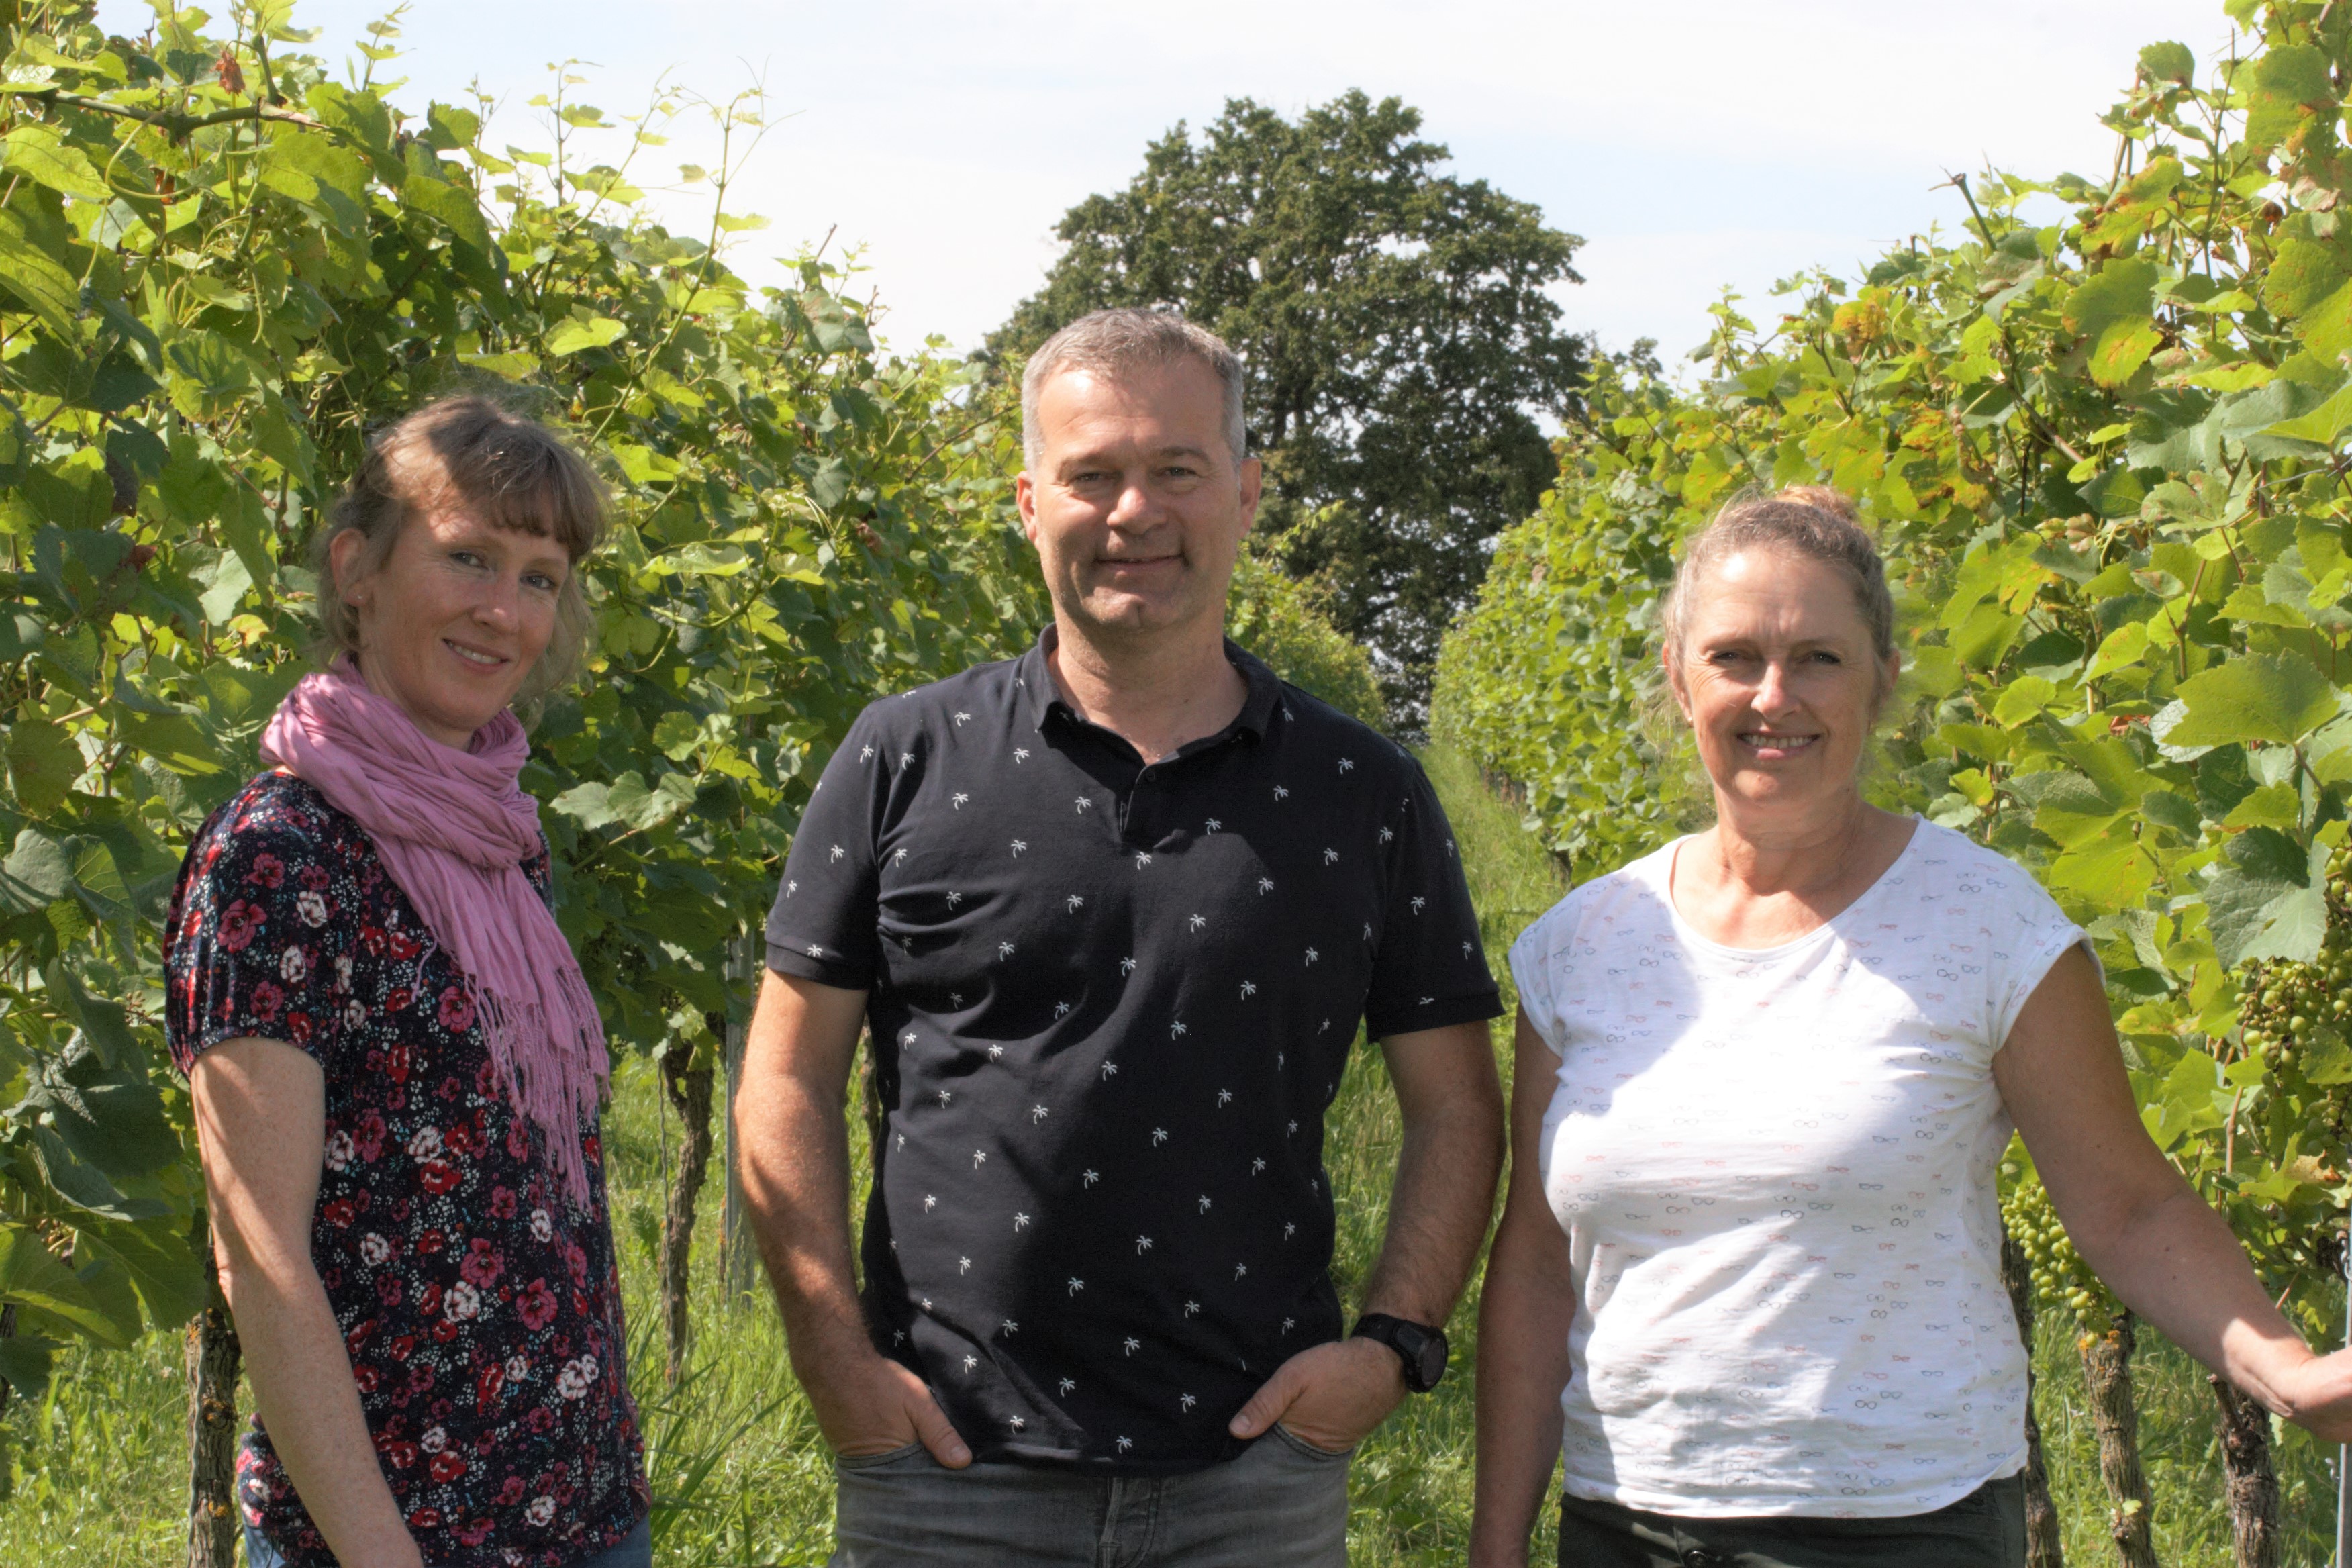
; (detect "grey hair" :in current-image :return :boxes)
[1659,485,1896,667]
[1020,307,1247,467]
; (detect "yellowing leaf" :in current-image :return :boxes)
[2,126,109,202]
[2090,316,2163,389]
[545,316,626,356]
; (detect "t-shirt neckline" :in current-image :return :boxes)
[1660,814,1926,962]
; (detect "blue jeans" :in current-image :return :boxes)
[829,1427,1353,1567]
[244,1517,652,1568]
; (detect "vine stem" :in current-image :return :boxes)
[1937,170,2088,470]
[26,88,327,138]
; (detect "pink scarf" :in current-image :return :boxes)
[260,660,609,1208]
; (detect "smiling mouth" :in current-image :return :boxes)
[1739,732,1818,752]
[445,639,509,669]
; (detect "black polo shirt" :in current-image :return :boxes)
[765,628,1499,1473]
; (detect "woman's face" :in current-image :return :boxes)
[334,490,571,749]
[1668,546,1898,822]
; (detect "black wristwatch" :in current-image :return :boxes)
[1351,1313,1449,1393]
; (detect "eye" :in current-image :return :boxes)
[524,571,561,593]
[450,548,486,569]
[1808,650,1843,665]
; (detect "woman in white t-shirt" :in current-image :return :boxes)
[1469,487,2352,1567]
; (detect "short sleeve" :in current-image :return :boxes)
[765,707,891,991]
[1507,920,1565,1055]
[1990,904,2092,1050]
[162,783,354,1074]
[1363,760,1504,1039]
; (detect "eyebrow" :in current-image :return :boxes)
[1057,443,1214,476]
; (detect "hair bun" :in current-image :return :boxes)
[1775,484,1862,525]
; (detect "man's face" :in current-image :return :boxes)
[1016,358,1261,645]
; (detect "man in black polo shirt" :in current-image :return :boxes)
[736,308,1505,1566]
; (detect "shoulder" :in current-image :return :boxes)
[189,771,364,878]
[1897,820,2066,919]
[840,656,1026,751]
[1510,840,1679,973]
[1269,683,1418,788]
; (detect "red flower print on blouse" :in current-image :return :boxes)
[219,899,264,952]
[518,1279,558,1331]
[161,771,643,1568]
[437,985,477,1032]
[460,1240,504,1289]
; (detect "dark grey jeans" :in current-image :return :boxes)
[1558,1474,2026,1568]
[829,1426,1353,1567]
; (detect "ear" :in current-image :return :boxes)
[1236,454,1262,537]
[1662,642,1695,724]
[328,528,373,609]
[1871,648,1903,722]
[1014,471,1041,548]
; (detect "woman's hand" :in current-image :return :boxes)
[2001,948,2352,1440]
[194,1037,426,1568]
[2257,1346,2352,1442]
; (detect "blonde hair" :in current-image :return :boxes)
[312,397,607,710]
[1659,485,1894,665]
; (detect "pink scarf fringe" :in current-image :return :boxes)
[261,660,609,1208]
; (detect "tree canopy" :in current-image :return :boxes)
[986,90,1590,726]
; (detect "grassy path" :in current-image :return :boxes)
[0,744,2341,1563]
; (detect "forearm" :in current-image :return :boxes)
[222,1256,418,1568]
[1469,1224,1571,1563]
[736,1050,873,1378]
[2076,1183,2314,1409]
[1361,1093,1504,1322]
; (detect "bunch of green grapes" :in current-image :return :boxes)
[2234,844,2352,1091]
[2002,1176,2114,1331]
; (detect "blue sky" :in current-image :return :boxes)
[99,1,2237,366]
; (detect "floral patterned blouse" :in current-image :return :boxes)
[163,770,648,1568]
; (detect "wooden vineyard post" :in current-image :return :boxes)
[2000,1227,2065,1567]
[0,1303,15,1502]
[185,1214,242,1568]
[2079,1311,2161,1568]
[2210,1375,2279,1568]
[660,1034,718,1383]
[2338,1250,2349,1568]
[720,933,758,1300]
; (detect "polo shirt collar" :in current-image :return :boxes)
[1019,624,1283,740]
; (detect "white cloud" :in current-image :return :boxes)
[96,0,2241,359]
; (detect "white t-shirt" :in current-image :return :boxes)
[1507,818,2085,1518]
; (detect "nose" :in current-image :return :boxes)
[1753,658,1800,716]
[473,572,521,631]
[1106,475,1157,532]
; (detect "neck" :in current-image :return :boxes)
[1701,785,1879,898]
[1046,611,1247,765]
[348,654,475,751]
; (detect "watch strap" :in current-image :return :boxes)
[1351,1312,1448,1393]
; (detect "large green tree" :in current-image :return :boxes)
[985,91,1589,726]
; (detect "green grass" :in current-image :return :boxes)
[1,744,2343,1563]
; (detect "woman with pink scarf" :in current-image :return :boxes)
[163,398,650,1568]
